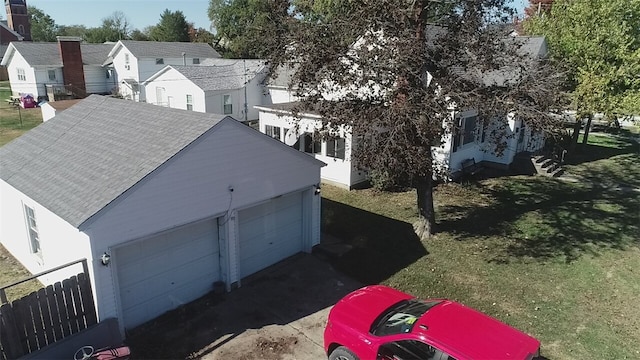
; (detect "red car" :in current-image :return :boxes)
[324,285,541,360]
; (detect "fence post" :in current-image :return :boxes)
[0,288,7,304]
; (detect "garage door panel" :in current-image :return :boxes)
[116,219,221,329]
[239,192,304,278]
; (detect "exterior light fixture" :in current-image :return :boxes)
[101,252,111,266]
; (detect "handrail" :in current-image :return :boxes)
[0,258,88,304]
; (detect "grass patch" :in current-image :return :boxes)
[0,244,42,302]
[0,104,43,146]
[322,131,640,359]
[0,81,43,146]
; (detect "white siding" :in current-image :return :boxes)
[83,119,322,325]
[259,110,365,189]
[40,102,56,121]
[5,51,39,97]
[112,50,139,100]
[84,65,110,94]
[0,181,93,286]
[34,67,63,98]
[204,88,244,120]
[268,87,298,104]
[143,69,206,112]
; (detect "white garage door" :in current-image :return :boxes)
[115,219,220,329]
[239,191,303,278]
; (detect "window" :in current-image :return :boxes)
[326,137,346,160]
[186,94,193,111]
[379,340,456,360]
[265,125,281,140]
[48,70,56,81]
[192,58,200,65]
[453,115,478,152]
[223,95,232,114]
[371,299,441,336]
[24,205,40,254]
[303,133,321,154]
[17,68,26,81]
[156,58,164,65]
[124,54,130,64]
[18,24,24,35]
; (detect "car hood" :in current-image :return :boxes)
[419,301,541,359]
[328,285,413,334]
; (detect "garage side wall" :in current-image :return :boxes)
[84,119,322,324]
[0,180,93,286]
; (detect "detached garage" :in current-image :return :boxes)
[0,95,324,333]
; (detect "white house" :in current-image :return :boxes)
[105,40,221,102]
[256,36,548,188]
[0,38,114,100]
[0,95,324,333]
[143,59,267,122]
[256,102,368,189]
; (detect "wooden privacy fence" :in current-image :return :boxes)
[0,259,97,360]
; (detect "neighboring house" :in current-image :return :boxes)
[0,37,114,100]
[143,59,267,122]
[0,20,24,45]
[105,40,221,102]
[40,99,81,121]
[257,36,548,189]
[0,95,324,333]
[256,102,368,189]
[265,64,299,104]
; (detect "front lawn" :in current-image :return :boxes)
[322,130,639,359]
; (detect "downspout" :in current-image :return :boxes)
[243,59,248,122]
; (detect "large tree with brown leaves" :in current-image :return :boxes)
[259,0,566,239]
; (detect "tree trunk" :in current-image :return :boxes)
[568,119,581,154]
[582,114,593,145]
[413,175,436,240]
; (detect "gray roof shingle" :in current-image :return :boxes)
[168,59,265,91]
[8,42,112,66]
[118,40,220,59]
[0,95,228,228]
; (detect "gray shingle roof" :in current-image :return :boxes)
[0,95,228,228]
[8,42,112,66]
[169,59,265,91]
[118,40,220,59]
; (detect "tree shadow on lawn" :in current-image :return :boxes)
[566,129,639,165]
[437,177,639,264]
[322,198,428,284]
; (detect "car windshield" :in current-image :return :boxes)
[370,299,441,336]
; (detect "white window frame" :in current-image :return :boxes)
[326,137,346,159]
[17,68,26,81]
[186,94,193,111]
[223,94,232,114]
[265,125,281,140]
[48,69,56,81]
[23,204,41,256]
[453,113,478,152]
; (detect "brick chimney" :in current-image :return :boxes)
[57,36,86,95]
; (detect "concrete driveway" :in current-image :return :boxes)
[126,253,362,359]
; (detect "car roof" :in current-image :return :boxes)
[415,301,540,359]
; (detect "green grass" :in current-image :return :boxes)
[322,131,640,359]
[0,82,43,146]
[0,244,42,302]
